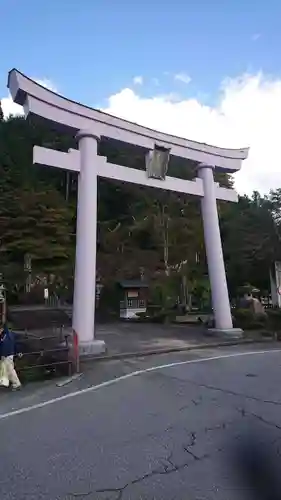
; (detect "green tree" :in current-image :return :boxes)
[222,191,281,294]
[0,185,74,273]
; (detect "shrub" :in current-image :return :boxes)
[233,308,267,330]
[267,309,281,331]
[233,309,254,328]
[135,308,176,324]
[134,311,150,322]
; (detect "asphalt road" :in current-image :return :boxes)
[1,346,281,499]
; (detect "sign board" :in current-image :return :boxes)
[44,288,49,300]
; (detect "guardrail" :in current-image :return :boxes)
[14,328,74,381]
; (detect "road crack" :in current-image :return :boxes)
[91,433,212,497]
[157,371,281,407]
[69,425,231,499]
[237,407,281,431]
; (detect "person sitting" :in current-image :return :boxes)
[0,322,22,390]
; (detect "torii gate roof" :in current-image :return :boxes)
[8,69,248,174]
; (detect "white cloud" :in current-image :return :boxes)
[1,95,23,118]
[36,79,57,92]
[1,78,57,119]
[133,76,143,85]
[174,72,192,84]
[103,72,281,196]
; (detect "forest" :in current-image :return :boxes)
[0,110,280,308]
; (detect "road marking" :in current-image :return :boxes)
[1,348,281,421]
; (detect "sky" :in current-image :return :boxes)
[1,0,281,195]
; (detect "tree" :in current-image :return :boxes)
[222,191,281,294]
[0,185,74,274]
[0,101,3,122]
[3,114,277,307]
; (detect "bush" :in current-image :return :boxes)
[134,311,150,322]
[233,309,253,329]
[233,308,267,330]
[267,309,281,331]
[135,308,176,324]
[152,309,176,323]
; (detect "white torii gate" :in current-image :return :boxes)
[8,69,249,354]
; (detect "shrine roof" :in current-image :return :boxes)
[119,280,149,289]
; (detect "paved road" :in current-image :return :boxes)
[1,346,281,499]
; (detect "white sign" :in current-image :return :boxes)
[44,288,49,300]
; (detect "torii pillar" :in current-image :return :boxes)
[198,164,233,331]
[73,131,105,355]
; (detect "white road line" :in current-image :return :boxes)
[1,348,281,421]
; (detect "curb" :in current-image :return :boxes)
[80,337,275,364]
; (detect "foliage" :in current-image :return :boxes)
[136,308,176,324]
[222,191,281,295]
[266,309,281,332]
[232,307,281,332]
[233,308,267,330]
[0,186,74,269]
[189,277,211,311]
[1,115,281,308]
[0,117,75,294]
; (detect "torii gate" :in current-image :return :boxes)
[8,69,249,355]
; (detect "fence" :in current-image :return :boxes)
[14,327,74,381]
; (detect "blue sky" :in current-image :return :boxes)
[1,0,281,108]
[2,0,281,195]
